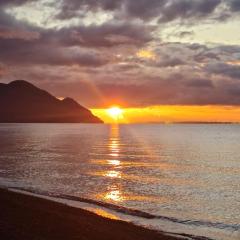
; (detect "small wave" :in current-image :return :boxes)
[55,194,240,232]
[9,186,240,234]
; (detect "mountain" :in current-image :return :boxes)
[0,80,103,123]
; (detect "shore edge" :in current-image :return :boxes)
[0,187,184,240]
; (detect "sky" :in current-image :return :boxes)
[0,0,240,123]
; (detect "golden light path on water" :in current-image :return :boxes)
[95,124,162,203]
[103,124,124,202]
[94,123,170,203]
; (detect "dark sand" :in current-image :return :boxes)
[0,188,182,240]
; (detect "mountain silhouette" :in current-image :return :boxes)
[0,80,103,123]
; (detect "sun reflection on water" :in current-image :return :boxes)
[107,125,121,169]
[91,125,126,202]
[109,139,119,149]
[109,153,119,157]
[102,124,124,202]
[107,160,120,166]
[105,170,121,178]
[104,187,123,202]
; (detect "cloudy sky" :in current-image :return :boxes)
[0,0,240,122]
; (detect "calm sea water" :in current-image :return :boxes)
[0,124,239,240]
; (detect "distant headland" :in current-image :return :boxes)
[0,80,103,123]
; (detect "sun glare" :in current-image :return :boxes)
[106,107,123,120]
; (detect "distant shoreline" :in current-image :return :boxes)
[0,187,182,240]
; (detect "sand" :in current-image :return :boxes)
[0,188,182,240]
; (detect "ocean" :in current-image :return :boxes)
[0,123,239,240]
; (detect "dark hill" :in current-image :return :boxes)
[0,80,103,123]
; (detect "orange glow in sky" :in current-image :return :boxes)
[136,49,156,60]
[92,105,240,124]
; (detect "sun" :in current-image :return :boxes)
[106,107,123,120]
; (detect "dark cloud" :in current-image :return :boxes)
[56,0,223,22]
[194,52,220,63]
[185,78,214,88]
[54,22,154,48]
[0,16,152,67]
[177,31,194,38]
[0,0,34,7]
[216,45,240,55]
[0,37,109,67]
[157,57,186,68]
[56,0,121,19]
[92,74,239,107]
[206,63,240,79]
[123,0,166,20]
[0,26,40,40]
[56,0,165,20]
[186,43,208,51]
[228,87,240,96]
[229,0,240,11]
[158,0,221,22]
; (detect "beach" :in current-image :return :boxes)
[0,188,182,240]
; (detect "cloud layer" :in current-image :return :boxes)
[0,0,240,107]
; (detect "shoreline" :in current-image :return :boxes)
[0,187,184,240]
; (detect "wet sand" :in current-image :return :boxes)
[0,188,182,240]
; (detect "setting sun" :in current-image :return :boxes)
[106,107,123,120]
